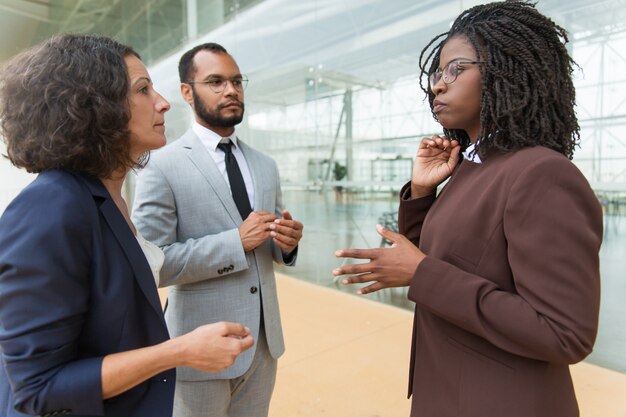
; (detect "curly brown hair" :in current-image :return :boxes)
[0,34,142,178]
[419,1,579,160]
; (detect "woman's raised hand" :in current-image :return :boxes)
[411,135,461,198]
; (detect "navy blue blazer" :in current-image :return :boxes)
[0,170,175,417]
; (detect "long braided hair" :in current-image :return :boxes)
[418,1,579,159]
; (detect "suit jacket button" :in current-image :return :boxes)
[250,286,258,294]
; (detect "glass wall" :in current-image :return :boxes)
[1,0,624,373]
[142,0,626,373]
[32,0,262,66]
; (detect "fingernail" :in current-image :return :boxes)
[375,224,384,232]
[342,279,348,285]
[335,250,343,256]
[332,269,340,275]
[270,231,277,237]
[269,224,276,230]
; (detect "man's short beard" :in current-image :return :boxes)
[192,87,244,128]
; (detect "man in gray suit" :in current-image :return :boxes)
[132,43,303,417]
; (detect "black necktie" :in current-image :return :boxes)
[217,140,252,220]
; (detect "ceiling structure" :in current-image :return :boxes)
[1,0,624,69]
[140,0,626,111]
[0,0,260,64]
[1,0,624,102]
[2,0,624,115]
[1,0,624,186]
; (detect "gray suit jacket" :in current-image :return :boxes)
[132,129,291,380]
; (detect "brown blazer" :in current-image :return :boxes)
[399,146,602,417]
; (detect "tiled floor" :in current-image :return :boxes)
[270,273,626,417]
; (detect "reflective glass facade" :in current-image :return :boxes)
[1,0,625,373]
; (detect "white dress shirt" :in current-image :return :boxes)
[463,141,482,164]
[192,122,255,210]
[136,231,164,284]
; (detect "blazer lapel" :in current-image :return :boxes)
[79,174,166,324]
[180,131,242,224]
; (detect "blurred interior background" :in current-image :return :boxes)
[0,0,624,375]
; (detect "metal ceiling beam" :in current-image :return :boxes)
[0,0,58,23]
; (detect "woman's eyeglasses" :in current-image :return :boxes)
[429,60,483,89]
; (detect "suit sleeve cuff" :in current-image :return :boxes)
[281,246,298,266]
[47,356,104,416]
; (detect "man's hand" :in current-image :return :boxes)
[176,322,254,373]
[239,211,277,252]
[270,210,303,254]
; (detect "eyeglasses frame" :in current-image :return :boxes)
[186,75,249,93]
[429,60,484,90]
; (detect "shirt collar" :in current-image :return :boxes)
[462,141,482,164]
[192,121,238,151]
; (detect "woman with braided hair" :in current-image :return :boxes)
[334,1,602,416]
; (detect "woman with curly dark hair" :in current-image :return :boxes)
[334,2,602,416]
[0,34,253,417]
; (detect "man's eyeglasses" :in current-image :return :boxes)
[429,60,483,89]
[187,76,248,93]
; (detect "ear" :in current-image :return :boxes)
[180,83,194,106]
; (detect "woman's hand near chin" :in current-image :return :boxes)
[411,135,461,198]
